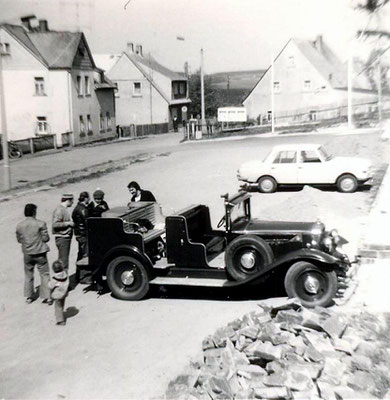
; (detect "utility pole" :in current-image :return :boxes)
[347,51,354,129]
[200,48,206,134]
[377,61,382,122]
[271,51,275,134]
[0,47,11,190]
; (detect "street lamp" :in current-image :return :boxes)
[0,44,11,190]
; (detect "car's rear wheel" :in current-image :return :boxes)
[337,174,358,193]
[225,235,274,281]
[106,255,149,300]
[258,176,277,193]
[284,261,337,308]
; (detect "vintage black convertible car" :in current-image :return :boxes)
[78,192,353,307]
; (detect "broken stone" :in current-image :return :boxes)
[320,358,347,385]
[263,371,288,387]
[316,380,337,400]
[255,312,273,325]
[249,341,284,361]
[354,341,377,357]
[286,370,314,392]
[278,321,298,334]
[350,354,372,372]
[242,313,256,327]
[333,386,373,400]
[313,306,333,318]
[292,387,320,400]
[166,383,192,400]
[227,375,243,397]
[332,338,353,355]
[254,386,292,399]
[302,331,335,353]
[289,361,323,380]
[339,334,361,351]
[237,364,267,379]
[265,360,285,374]
[203,376,234,400]
[346,370,375,392]
[258,323,282,342]
[300,309,323,331]
[321,314,348,339]
[228,318,243,331]
[303,343,324,362]
[235,335,248,352]
[274,310,304,325]
[234,388,254,400]
[270,298,302,318]
[202,336,215,350]
[271,331,296,346]
[240,326,259,340]
[220,339,249,368]
[212,328,228,348]
[188,387,213,400]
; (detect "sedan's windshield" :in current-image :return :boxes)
[318,146,333,161]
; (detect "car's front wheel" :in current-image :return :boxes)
[106,255,149,300]
[284,261,337,308]
[258,176,277,193]
[225,235,274,281]
[337,174,358,193]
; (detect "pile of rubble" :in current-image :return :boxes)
[166,300,390,399]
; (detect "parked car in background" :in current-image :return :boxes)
[237,143,372,193]
[77,192,354,307]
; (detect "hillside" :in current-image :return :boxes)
[207,69,265,90]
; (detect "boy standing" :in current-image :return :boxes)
[48,260,69,325]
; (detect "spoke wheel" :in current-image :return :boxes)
[106,255,149,300]
[284,261,337,308]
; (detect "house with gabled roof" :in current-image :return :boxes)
[0,16,116,146]
[94,43,191,132]
[243,35,379,124]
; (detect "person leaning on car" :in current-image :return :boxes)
[127,181,156,204]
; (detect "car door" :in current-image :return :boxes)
[270,150,299,184]
[297,149,331,184]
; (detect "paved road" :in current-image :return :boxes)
[0,130,385,399]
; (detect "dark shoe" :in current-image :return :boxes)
[26,297,33,304]
[42,298,53,305]
[56,321,66,326]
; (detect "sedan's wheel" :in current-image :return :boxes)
[284,261,337,308]
[258,176,277,193]
[225,235,274,281]
[106,255,149,300]
[337,174,358,193]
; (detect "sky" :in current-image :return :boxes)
[1,0,389,73]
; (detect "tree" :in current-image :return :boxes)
[188,71,218,118]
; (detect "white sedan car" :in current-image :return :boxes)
[237,143,372,193]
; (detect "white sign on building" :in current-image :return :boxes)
[217,107,247,122]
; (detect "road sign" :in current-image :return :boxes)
[181,106,188,113]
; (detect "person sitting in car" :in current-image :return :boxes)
[127,181,156,204]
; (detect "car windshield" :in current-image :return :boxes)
[318,146,333,161]
[230,200,246,223]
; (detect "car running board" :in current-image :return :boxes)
[149,276,235,287]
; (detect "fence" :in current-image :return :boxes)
[121,123,169,138]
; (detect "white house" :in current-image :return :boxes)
[243,35,380,124]
[0,16,116,146]
[95,43,191,132]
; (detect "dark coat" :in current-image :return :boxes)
[88,200,109,217]
[131,189,156,202]
[72,202,89,237]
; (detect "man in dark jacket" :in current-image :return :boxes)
[89,189,109,217]
[72,191,90,284]
[127,181,156,204]
[16,203,51,304]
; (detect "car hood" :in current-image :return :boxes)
[330,156,371,169]
[232,218,320,235]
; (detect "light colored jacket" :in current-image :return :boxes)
[52,204,73,238]
[16,217,50,255]
[48,270,69,300]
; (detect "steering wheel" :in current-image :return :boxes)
[217,215,226,228]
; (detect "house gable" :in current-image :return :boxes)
[72,33,96,70]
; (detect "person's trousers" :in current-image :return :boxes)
[75,236,91,283]
[24,253,50,299]
[54,298,66,323]
[55,237,72,271]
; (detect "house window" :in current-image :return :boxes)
[106,112,112,130]
[288,56,295,67]
[267,111,272,122]
[79,115,86,134]
[133,82,141,96]
[77,76,83,96]
[85,76,91,96]
[179,82,186,95]
[36,116,47,134]
[1,42,10,54]
[303,80,312,91]
[100,113,105,131]
[273,81,280,93]
[34,77,45,96]
[309,110,317,121]
[87,114,93,133]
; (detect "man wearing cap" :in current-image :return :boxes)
[16,203,51,304]
[52,194,74,272]
[89,189,109,217]
[72,191,91,284]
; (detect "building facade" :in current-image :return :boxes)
[95,44,190,131]
[243,36,379,124]
[0,16,116,146]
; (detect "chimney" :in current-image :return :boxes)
[184,62,189,76]
[127,42,134,53]
[38,19,49,32]
[21,15,37,32]
[135,44,143,57]
[314,35,323,53]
